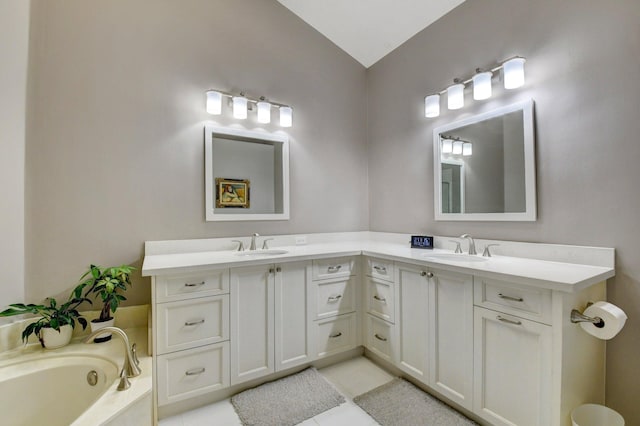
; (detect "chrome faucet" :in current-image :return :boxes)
[84,326,142,391]
[460,234,477,255]
[250,233,259,250]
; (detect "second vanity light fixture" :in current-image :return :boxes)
[441,135,472,156]
[425,56,526,118]
[206,89,293,127]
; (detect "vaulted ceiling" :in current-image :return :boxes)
[277,0,465,68]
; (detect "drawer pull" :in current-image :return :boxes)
[184,319,205,326]
[327,265,343,273]
[327,295,342,303]
[374,333,388,342]
[329,332,343,338]
[184,281,205,288]
[373,265,387,273]
[373,294,386,303]
[185,367,206,376]
[497,315,522,326]
[498,293,524,302]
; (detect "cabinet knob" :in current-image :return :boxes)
[276,266,281,273]
[374,333,388,342]
[373,294,387,303]
[329,332,343,338]
[421,271,433,278]
[328,265,342,273]
[498,293,524,302]
[184,319,205,326]
[269,268,275,274]
[184,281,205,288]
[185,367,206,376]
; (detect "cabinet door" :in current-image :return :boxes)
[230,265,274,385]
[274,261,312,371]
[429,268,473,410]
[395,262,429,382]
[473,307,552,426]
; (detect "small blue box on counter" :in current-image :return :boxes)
[411,235,434,249]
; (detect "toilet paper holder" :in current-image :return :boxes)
[571,302,605,328]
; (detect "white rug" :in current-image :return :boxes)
[354,378,478,426]
[231,367,345,426]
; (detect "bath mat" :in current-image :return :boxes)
[230,367,345,426]
[353,378,478,426]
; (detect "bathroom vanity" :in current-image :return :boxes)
[142,232,614,426]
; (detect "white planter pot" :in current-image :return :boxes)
[90,317,115,343]
[40,324,73,349]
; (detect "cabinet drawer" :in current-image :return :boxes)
[315,313,357,358]
[157,342,230,406]
[366,257,394,282]
[313,276,357,320]
[366,277,395,323]
[312,256,357,280]
[365,314,394,363]
[474,278,552,324]
[155,269,229,302]
[156,295,229,354]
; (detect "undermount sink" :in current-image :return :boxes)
[235,249,289,257]
[422,253,488,263]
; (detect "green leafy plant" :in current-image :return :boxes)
[79,264,135,322]
[0,285,90,345]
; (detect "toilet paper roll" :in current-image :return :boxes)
[580,301,627,340]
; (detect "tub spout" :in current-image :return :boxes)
[84,326,142,390]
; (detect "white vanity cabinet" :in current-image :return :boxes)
[364,257,396,363]
[310,256,359,359]
[393,262,473,409]
[427,267,474,410]
[230,260,312,385]
[152,268,231,407]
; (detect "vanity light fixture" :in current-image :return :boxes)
[232,95,248,119]
[205,89,293,127]
[452,141,464,155]
[424,56,526,118]
[441,135,472,157]
[442,138,453,153]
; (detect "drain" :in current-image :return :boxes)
[87,370,98,386]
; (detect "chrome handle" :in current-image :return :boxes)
[231,240,244,251]
[184,319,205,326]
[449,240,463,254]
[373,294,386,302]
[327,265,342,273]
[497,315,522,325]
[131,343,140,367]
[374,334,387,342]
[420,271,427,277]
[498,293,524,302]
[327,295,342,302]
[185,367,206,376]
[483,244,500,257]
[262,238,274,250]
[329,332,342,338]
[184,281,205,288]
[373,265,387,273]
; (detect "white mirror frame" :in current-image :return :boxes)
[433,99,536,221]
[205,125,290,221]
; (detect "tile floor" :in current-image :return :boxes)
[159,357,394,426]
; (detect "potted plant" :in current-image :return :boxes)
[0,286,90,349]
[79,264,135,342]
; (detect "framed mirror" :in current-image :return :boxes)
[205,126,290,221]
[433,99,536,221]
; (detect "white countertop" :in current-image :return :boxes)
[142,235,615,293]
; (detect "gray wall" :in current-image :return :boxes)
[367,0,640,422]
[24,0,368,305]
[0,0,30,317]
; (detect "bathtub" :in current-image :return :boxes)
[0,355,118,426]
[0,324,152,426]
